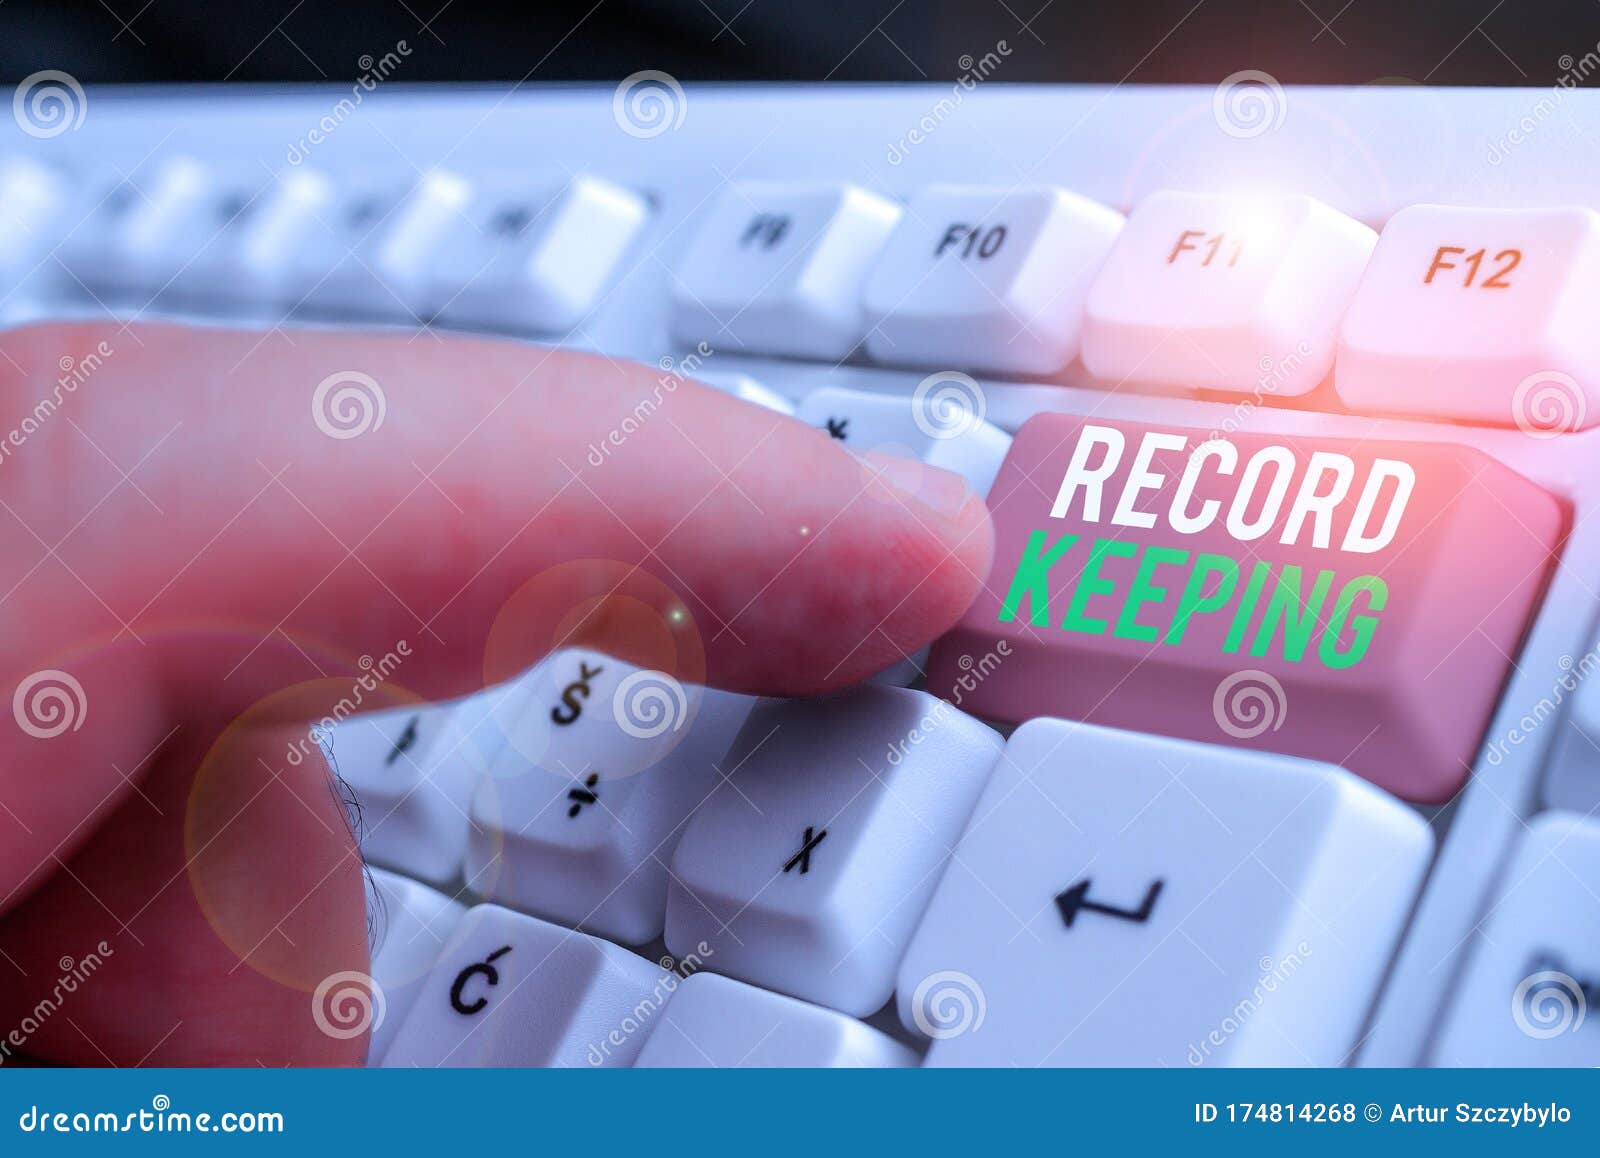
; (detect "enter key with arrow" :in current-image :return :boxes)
[1054,877,1164,929]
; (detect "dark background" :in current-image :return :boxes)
[0,0,1596,87]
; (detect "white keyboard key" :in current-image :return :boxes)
[328,692,512,886]
[665,686,1001,1016]
[795,385,1012,494]
[1337,205,1600,427]
[1541,662,1600,812]
[302,170,472,319]
[863,184,1123,374]
[175,169,337,308]
[634,971,918,1068]
[465,656,755,944]
[432,175,647,332]
[1432,813,1600,1066]
[670,183,901,359]
[62,158,224,294]
[364,868,467,1064]
[381,903,671,1067]
[0,157,65,277]
[1082,191,1375,396]
[693,371,794,414]
[900,721,1431,1066]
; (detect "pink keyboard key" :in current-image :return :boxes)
[929,415,1564,802]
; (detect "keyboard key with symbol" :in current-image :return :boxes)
[364,868,467,1064]
[463,648,755,944]
[381,904,674,1067]
[431,175,648,333]
[174,169,337,309]
[301,170,472,320]
[633,971,918,1068]
[664,686,1002,1016]
[1082,191,1375,396]
[327,688,517,886]
[62,158,232,295]
[670,183,901,359]
[1431,812,1600,1067]
[1337,205,1600,428]
[862,183,1123,375]
[899,721,1432,1066]
[927,413,1563,802]
[795,385,1013,495]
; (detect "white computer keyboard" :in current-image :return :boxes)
[5,80,1600,1068]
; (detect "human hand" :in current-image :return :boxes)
[0,322,992,1066]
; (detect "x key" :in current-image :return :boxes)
[783,825,827,874]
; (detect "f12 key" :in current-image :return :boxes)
[928,416,1565,802]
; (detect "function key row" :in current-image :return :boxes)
[0,156,648,332]
[670,182,1600,430]
[6,155,1597,430]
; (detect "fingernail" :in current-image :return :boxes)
[854,449,980,522]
